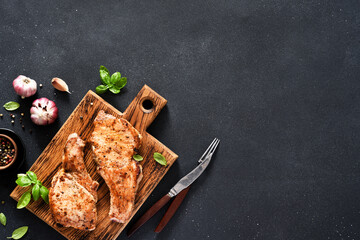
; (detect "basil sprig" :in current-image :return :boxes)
[15,171,49,209]
[96,65,127,94]
[153,152,167,166]
[7,226,28,239]
[133,154,143,161]
[32,184,40,201]
[0,212,6,226]
[40,186,49,204]
[133,153,167,165]
[17,192,31,209]
[1,213,28,239]
[3,101,20,111]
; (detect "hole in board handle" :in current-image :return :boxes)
[141,99,154,113]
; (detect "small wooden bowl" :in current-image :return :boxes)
[0,133,18,170]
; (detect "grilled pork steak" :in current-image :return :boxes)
[49,133,99,231]
[90,110,143,223]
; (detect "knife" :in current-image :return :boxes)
[154,185,191,233]
[127,138,220,237]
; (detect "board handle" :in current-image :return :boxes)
[123,85,167,133]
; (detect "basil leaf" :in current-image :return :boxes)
[110,72,121,85]
[114,77,127,89]
[153,152,167,166]
[109,86,121,94]
[96,85,109,94]
[100,65,110,85]
[133,154,143,161]
[32,184,40,201]
[15,176,32,187]
[17,192,31,209]
[26,171,37,183]
[7,226,28,239]
[40,186,49,204]
[17,173,26,178]
[3,101,20,111]
[100,65,109,74]
[0,212,6,226]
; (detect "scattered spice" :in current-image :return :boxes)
[90,102,93,106]
[21,113,24,116]
[11,120,14,124]
[39,83,43,88]
[0,114,3,118]
[0,136,15,167]
[11,115,15,119]
[22,125,25,129]
[1,201,4,204]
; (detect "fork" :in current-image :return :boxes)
[127,138,220,236]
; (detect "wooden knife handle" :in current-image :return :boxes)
[127,193,172,237]
[154,186,191,233]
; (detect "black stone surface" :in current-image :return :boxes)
[1,1,360,239]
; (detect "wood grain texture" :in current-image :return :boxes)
[10,85,178,240]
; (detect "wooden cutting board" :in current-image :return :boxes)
[10,85,178,240]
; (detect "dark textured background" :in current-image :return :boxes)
[1,0,360,239]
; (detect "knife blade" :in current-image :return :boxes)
[127,157,212,237]
[127,138,219,237]
[168,157,212,197]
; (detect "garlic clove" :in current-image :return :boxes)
[13,75,37,98]
[51,77,70,94]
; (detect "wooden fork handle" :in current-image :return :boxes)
[155,186,191,233]
[127,193,172,237]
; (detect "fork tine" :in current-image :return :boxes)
[199,139,220,164]
[209,139,220,154]
[198,138,219,163]
[198,138,218,163]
